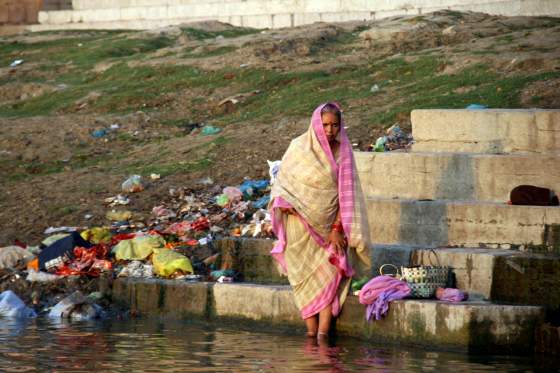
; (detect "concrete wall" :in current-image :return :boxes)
[33,0,560,30]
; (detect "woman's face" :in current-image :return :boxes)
[321,112,340,143]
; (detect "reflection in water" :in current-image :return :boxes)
[0,317,544,372]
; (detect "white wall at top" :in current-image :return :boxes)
[35,0,560,29]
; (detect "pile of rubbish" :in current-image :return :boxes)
[0,163,282,317]
[1,175,277,286]
[370,124,414,152]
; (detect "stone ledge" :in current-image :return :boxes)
[411,109,560,155]
[354,151,560,203]
[111,278,545,353]
[367,197,560,247]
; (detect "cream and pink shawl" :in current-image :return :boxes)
[270,103,371,318]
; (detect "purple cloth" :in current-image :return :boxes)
[359,275,411,321]
[436,288,468,302]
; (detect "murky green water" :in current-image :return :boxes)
[0,318,547,372]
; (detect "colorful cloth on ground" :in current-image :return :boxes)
[435,287,468,302]
[269,102,371,319]
[359,275,411,321]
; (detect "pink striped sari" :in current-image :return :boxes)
[270,103,371,319]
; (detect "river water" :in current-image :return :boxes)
[0,317,548,372]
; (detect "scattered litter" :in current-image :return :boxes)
[26,270,61,283]
[0,246,34,269]
[106,210,132,221]
[113,235,164,261]
[267,160,281,185]
[44,226,79,235]
[84,214,93,220]
[152,205,176,220]
[110,123,120,130]
[118,260,153,278]
[104,194,130,207]
[466,104,488,110]
[217,276,233,283]
[152,249,193,278]
[48,291,101,320]
[198,177,214,185]
[91,129,107,138]
[201,125,222,136]
[10,59,24,67]
[370,124,413,152]
[370,84,380,93]
[0,290,36,318]
[150,173,161,180]
[122,175,144,193]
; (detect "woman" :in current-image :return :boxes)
[269,102,371,340]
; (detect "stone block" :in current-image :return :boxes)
[111,278,210,316]
[370,244,414,277]
[491,253,560,309]
[411,109,560,154]
[216,238,288,285]
[111,278,545,352]
[367,197,560,247]
[337,296,544,353]
[355,151,560,203]
[212,283,300,324]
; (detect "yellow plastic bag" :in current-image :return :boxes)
[152,249,193,277]
[81,227,112,244]
[113,235,165,261]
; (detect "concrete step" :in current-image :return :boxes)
[111,278,544,353]
[411,109,560,154]
[411,248,560,307]
[367,197,560,248]
[355,151,560,203]
[214,238,560,308]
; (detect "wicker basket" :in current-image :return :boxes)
[379,251,449,299]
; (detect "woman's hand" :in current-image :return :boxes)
[280,207,297,215]
[328,230,347,256]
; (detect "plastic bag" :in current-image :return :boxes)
[223,187,243,203]
[26,270,61,283]
[239,179,269,198]
[117,260,153,278]
[201,125,222,135]
[0,291,37,318]
[106,210,132,221]
[0,246,34,269]
[122,175,144,193]
[81,227,112,244]
[253,195,270,209]
[216,194,229,207]
[152,249,193,277]
[113,235,164,261]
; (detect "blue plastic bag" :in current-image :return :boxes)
[239,179,269,198]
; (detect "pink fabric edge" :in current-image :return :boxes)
[301,273,343,319]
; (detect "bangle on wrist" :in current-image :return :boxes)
[331,222,343,233]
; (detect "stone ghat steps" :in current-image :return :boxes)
[213,238,560,307]
[411,109,560,155]
[111,278,544,353]
[354,151,560,203]
[366,197,560,247]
